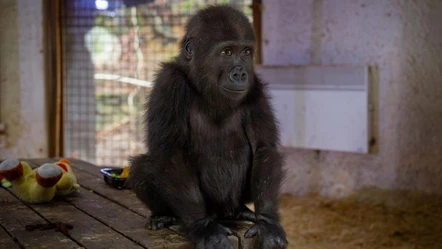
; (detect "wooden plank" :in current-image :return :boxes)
[0,188,80,249]
[64,158,104,177]
[0,226,22,249]
[73,169,149,217]
[66,158,148,215]
[63,184,193,249]
[27,198,144,249]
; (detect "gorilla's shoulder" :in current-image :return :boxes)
[149,61,190,106]
[155,61,188,85]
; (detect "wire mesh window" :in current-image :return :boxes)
[62,0,253,167]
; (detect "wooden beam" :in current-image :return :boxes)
[251,0,263,64]
[44,0,64,157]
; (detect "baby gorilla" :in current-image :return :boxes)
[128,5,287,249]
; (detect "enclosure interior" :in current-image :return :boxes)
[0,0,441,248]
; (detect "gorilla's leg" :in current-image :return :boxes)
[127,155,178,230]
[128,154,234,249]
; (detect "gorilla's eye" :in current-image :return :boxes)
[221,48,233,56]
[243,48,252,56]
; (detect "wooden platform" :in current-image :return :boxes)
[0,158,254,249]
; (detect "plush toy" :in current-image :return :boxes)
[0,158,80,203]
[0,173,11,188]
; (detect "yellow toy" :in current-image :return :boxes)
[0,158,80,203]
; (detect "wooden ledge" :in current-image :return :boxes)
[0,158,254,249]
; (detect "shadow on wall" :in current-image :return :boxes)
[393,1,442,194]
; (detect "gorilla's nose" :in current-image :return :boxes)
[229,66,248,85]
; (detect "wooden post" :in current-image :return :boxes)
[252,0,263,65]
[44,0,64,157]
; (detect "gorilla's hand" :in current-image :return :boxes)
[244,218,287,249]
[188,219,235,249]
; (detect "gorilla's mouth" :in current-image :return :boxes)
[221,86,247,94]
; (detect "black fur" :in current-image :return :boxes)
[128,5,287,249]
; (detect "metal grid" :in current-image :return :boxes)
[62,0,253,167]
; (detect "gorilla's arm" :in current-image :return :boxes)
[249,97,283,219]
[244,80,288,248]
[244,80,283,218]
[146,62,190,158]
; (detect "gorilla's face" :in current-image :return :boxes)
[182,6,256,104]
[215,41,254,99]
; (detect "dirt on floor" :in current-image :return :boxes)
[278,188,442,249]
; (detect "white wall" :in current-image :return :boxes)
[0,0,48,159]
[263,0,442,198]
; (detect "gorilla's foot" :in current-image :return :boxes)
[236,205,256,222]
[189,219,234,249]
[221,205,256,222]
[145,215,178,230]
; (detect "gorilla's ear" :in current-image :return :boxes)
[184,36,193,60]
